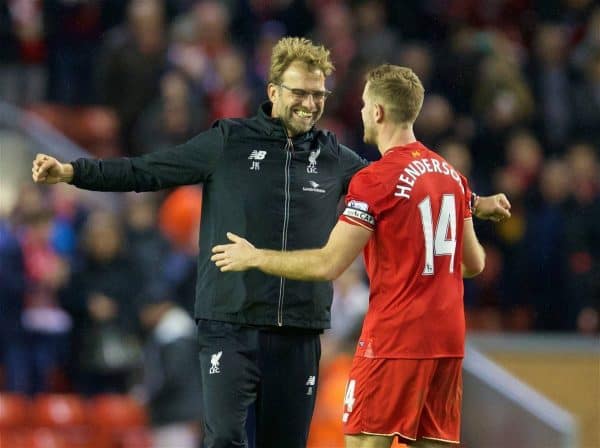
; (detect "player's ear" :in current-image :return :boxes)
[374,103,384,123]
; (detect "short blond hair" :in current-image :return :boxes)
[269,37,334,84]
[366,64,425,124]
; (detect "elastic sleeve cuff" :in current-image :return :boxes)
[69,159,83,185]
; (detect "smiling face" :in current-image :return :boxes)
[269,60,327,137]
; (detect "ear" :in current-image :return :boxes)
[374,103,384,123]
[267,83,278,103]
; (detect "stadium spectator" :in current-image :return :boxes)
[0,216,28,392]
[64,211,142,395]
[521,159,570,330]
[43,0,104,104]
[19,207,72,395]
[123,192,173,293]
[564,143,600,332]
[354,0,399,65]
[527,23,574,150]
[572,49,600,146]
[0,0,46,105]
[134,70,207,154]
[95,0,167,154]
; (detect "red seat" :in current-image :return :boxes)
[88,395,147,430]
[30,394,94,448]
[32,394,87,428]
[0,393,30,429]
[1,428,69,448]
[88,395,149,448]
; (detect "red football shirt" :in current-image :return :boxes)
[339,141,472,359]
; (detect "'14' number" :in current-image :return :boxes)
[418,194,456,275]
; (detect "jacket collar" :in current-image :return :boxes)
[257,101,314,141]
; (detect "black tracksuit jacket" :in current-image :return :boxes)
[71,102,367,329]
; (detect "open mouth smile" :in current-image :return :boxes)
[294,110,314,120]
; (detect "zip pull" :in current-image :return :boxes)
[286,137,294,154]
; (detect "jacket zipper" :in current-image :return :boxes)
[278,136,293,326]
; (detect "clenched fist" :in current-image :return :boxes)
[474,193,511,222]
[32,153,74,184]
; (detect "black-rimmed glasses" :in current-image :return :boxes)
[277,83,332,101]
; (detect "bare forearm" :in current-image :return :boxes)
[212,223,370,278]
[255,248,333,281]
[462,241,485,278]
[461,217,486,278]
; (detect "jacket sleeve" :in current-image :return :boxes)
[70,126,225,192]
[338,143,369,194]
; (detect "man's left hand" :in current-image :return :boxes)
[474,193,511,222]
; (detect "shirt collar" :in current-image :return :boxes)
[383,141,424,156]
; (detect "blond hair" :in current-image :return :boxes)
[366,64,425,124]
[269,37,334,84]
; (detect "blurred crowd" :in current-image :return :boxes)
[0,0,599,432]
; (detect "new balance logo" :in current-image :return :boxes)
[249,150,267,171]
[209,351,222,374]
[248,150,267,160]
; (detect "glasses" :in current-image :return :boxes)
[277,83,332,101]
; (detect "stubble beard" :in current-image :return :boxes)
[287,120,310,136]
[284,109,320,136]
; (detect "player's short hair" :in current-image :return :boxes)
[366,64,425,124]
[268,37,334,84]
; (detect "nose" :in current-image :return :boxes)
[302,94,317,110]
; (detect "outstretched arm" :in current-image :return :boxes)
[211,221,372,281]
[473,193,511,222]
[31,127,224,192]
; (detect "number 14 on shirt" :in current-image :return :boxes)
[418,194,457,275]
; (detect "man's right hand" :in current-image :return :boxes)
[32,153,74,184]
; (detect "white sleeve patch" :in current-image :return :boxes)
[342,207,375,226]
[348,200,369,212]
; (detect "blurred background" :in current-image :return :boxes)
[0,0,598,447]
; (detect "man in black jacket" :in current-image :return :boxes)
[33,37,510,448]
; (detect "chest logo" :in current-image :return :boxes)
[307,147,321,173]
[248,150,267,171]
[303,180,326,194]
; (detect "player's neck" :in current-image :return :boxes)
[377,123,417,155]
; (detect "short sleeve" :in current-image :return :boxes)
[339,169,387,231]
